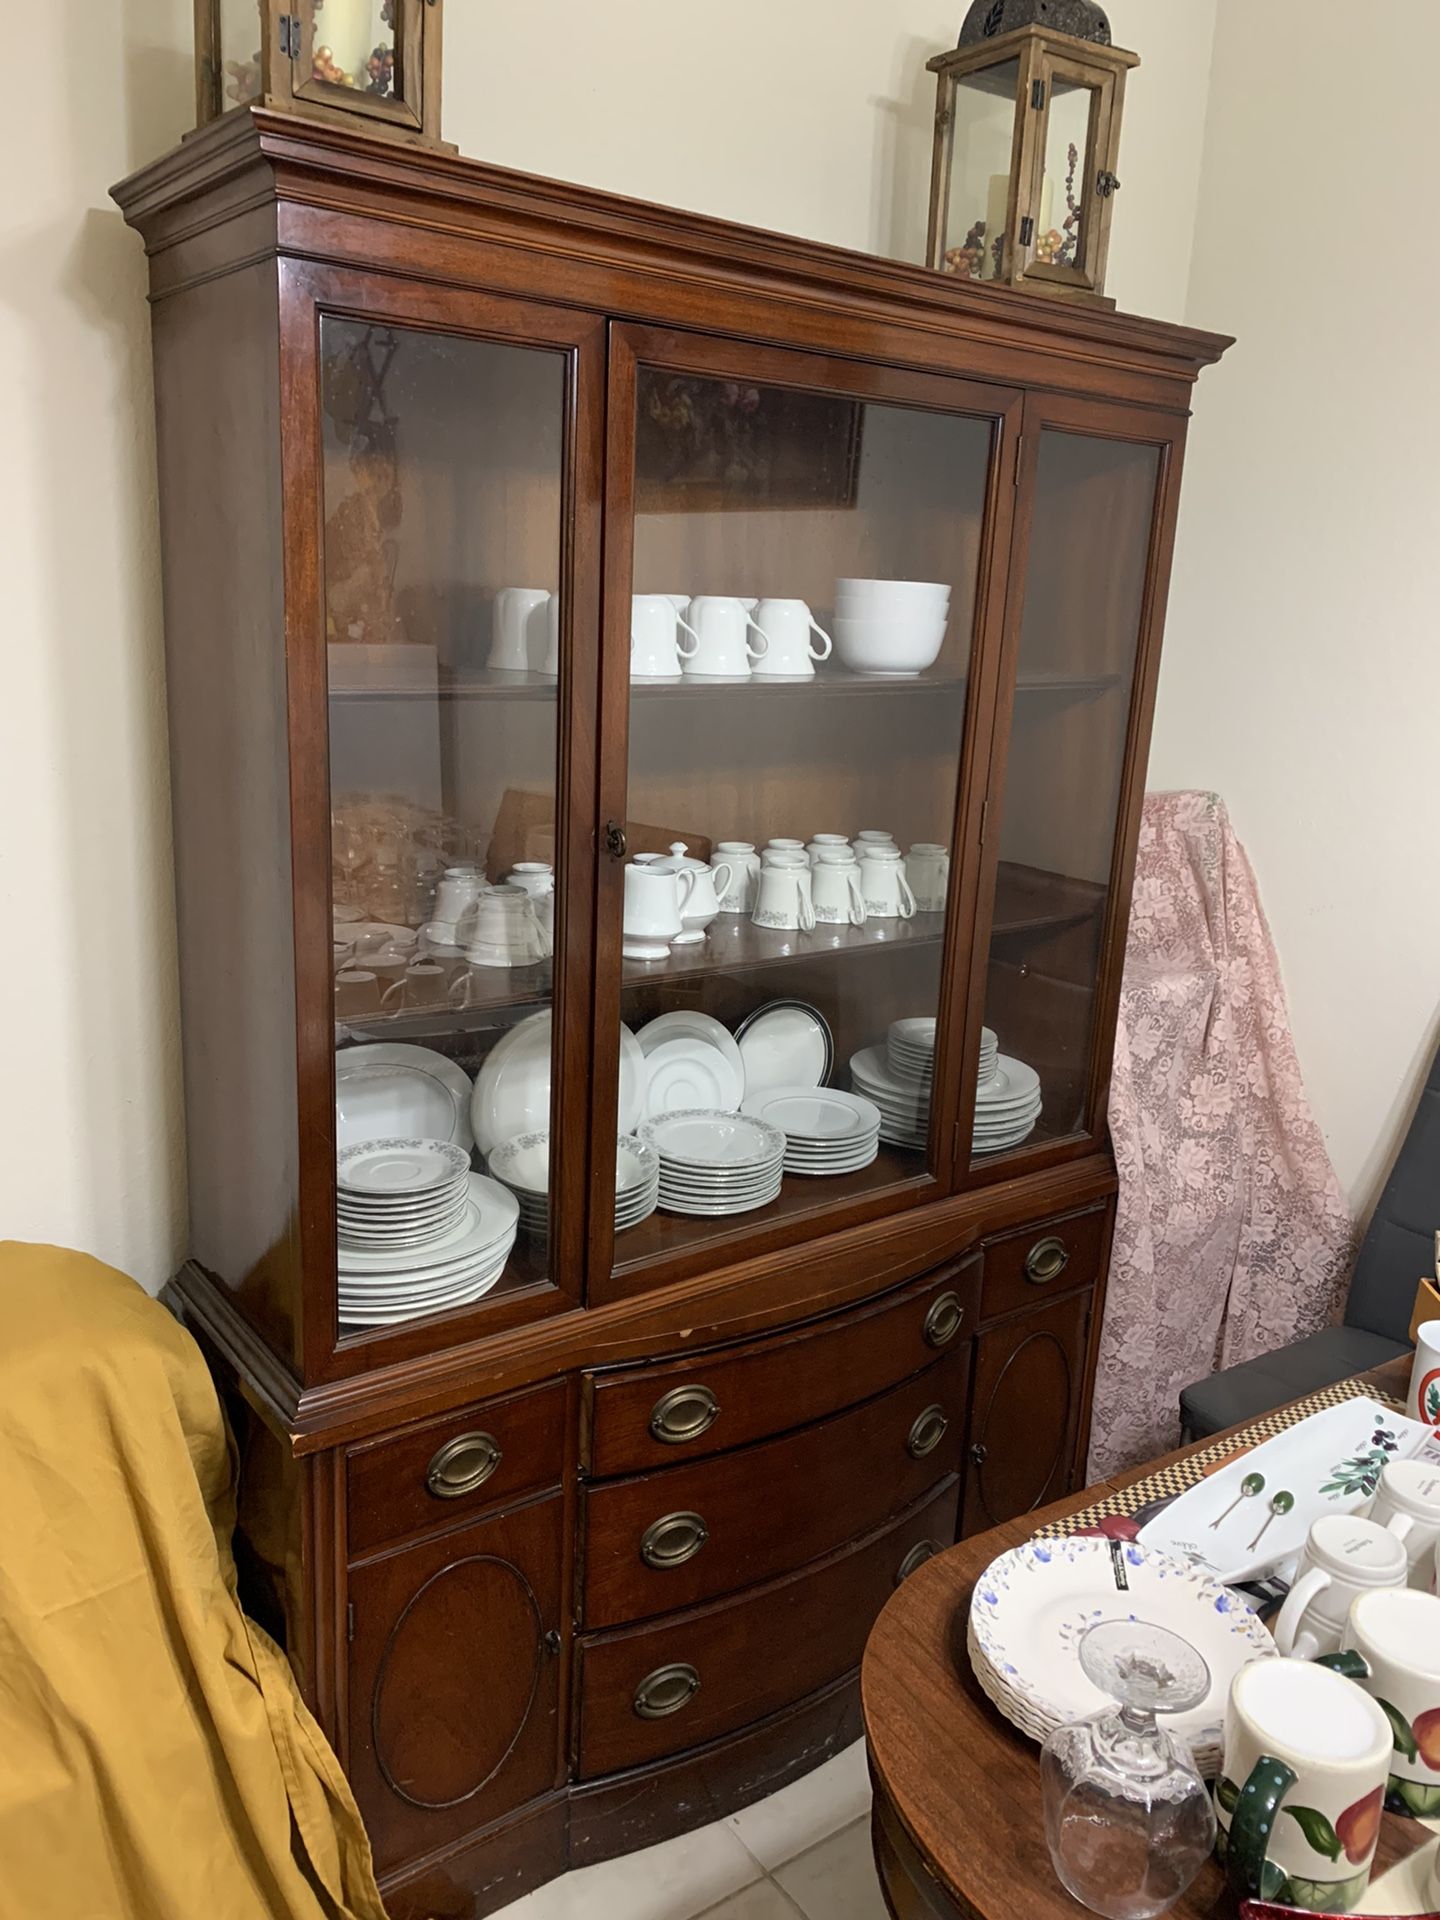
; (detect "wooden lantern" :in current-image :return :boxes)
[925,17,1137,309]
[194,0,445,148]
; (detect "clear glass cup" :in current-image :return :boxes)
[1039,1620,1217,1920]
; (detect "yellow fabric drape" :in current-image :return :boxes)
[0,1242,388,1920]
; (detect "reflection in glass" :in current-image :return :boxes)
[312,0,397,96]
[1038,79,1096,271]
[322,316,566,1336]
[977,429,1160,1162]
[616,367,993,1273]
[942,57,1021,281]
[219,0,263,107]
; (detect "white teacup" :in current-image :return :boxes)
[684,596,770,677]
[858,846,916,920]
[764,838,808,864]
[712,841,760,913]
[1217,1657,1392,1910]
[752,859,814,933]
[852,829,898,859]
[434,866,486,931]
[1330,1588,1440,1819]
[381,959,449,1011]
[507,863,555,941]
[632,594,700,679]
[907,843,950,913]
[489,587,550,672]
[465,886,549,968]
[811,850,866,927]
[1370,1458,1440,1588]
[806,833,851,865]
[1273,1515,1410,1659]
[752,598,832,678]
[335,969,381,1018]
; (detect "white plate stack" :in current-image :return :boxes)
[740,1087,881,1176]
[849,1043,930,1149]
[336,1138,518,1327]
[973,1055,1043,1155]
[640,1109,787,1217]
[488,1131,660,1238]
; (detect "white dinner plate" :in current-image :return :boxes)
[642,1039,745,1118]
[337,1138,470,1195]
[639,1011,745,1082]
[336,1044,475,1153]
[739,1087,882,1141]
[339,1268,509,1326]
[472,1012,646,1155]
[657,1180,784,1217]
[968,1537,1275,1763]
[734,1002,833,1096]
[973,1057,1042,1107]
[641,1109,786,1171]
[336,1173,519,1273]
[338,1253,509,1306]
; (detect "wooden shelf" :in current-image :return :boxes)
[329,666,1123,705]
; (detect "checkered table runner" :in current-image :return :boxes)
[1035,1376,1407,1540]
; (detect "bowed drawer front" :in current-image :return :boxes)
[581,1355,968,1628]
[980,1206,1108,1324]
[575,1478,959,1777]
[585,1257,980,1478]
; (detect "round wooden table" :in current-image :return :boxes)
[862,1384,1425,1920]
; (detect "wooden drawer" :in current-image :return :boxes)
[581,1354,967,1629]
[577,1478,958,1777]
[347,1379,568,1559]
[980,1205,1108,1325]
[586,1256,980,1478]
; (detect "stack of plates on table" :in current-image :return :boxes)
[637,1011,745,1119]
[967,1536,1276,1778]
[849,1045,930,1150]
[488,1130,660,1238]
[740,1087,881,1176]
[972,1055,1042,1155]
[335,1146,518,1327]
[639,1109,787,1217]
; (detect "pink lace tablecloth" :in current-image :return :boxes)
[1087,790,1354,1479]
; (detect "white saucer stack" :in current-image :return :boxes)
[740,1087,881,1176]
[336,1137,518,1326]
[640,1109,787,1216]
[849,1043,930,1149]
[488,1130,660,1237]
[972,1056,1043,1155]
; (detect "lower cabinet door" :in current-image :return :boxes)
[963,1290,1092,1536]
[347,1491,565,1873]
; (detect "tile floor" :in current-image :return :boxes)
[493,1741,887,1919]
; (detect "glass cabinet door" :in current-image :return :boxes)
[594,332,1017,1289]
[970,407,1175,1171]
[315,283,601,1358]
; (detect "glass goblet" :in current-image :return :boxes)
[1039,1619,1217,1920]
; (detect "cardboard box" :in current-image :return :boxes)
[1410,1275,1440,1345]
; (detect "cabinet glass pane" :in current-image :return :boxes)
[308,0,397,97]
[614,366,993,1271]
[1038,78,1095,270]
[219,0,262,107]
[324,316,566,1340]
[975,428,1159,1166]
[944,57,1022,281]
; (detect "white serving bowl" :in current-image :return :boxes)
[832,615,947,676]
[835,578,951,608]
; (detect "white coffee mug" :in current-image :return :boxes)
[764,838,808,864]
[632,593,700,679]
[1370,1458,1440,1589]
[907,843,950,913]
[489,587,550,672]
[852,828,898,859]
[752,598,833,677]
[811,850,866,927]
[1217,1656,1392,1911]
[1330,1587,1440,1819]
[434,866,485,931]
[1273,1515,1410,1659]
[1407,1319,1440,1427]
[752,859,814,933]
[685,595,770,677]
[858,846,916,920]
[712,842,760,913]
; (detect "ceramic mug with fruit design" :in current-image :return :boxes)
[1327,1588,1440,1820]
[1216,1657,1392,1912]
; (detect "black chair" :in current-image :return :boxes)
[1178,1039,1438,1440]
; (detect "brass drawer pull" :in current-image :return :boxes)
[640,1510,709,1570]
[634,1662,700,1721]
[907,1405,949,1460]
[425,1431,501,1499]
[895,1539,941,1586]
[649,1383,721,1446]
[1025,1236,1070,1285]
[923,1291,965,1348]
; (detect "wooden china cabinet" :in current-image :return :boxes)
[115,109,1229,1918]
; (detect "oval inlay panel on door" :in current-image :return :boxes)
[964,1289,1092,1534]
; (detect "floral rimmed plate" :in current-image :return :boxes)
[968,1537,1275,1767]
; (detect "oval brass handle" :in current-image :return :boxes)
[649,1383,721,1446]
[923,1291,965,1348]
[425,1431,501,1499]
[907,1405,949,1460]
[1025,1236,1070,1285]
[633,1662,700,1721]
[895,1539,941,1586]
[640,1510,709,1570]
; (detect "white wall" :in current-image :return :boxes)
[0,1,1220,1288]
[1151,0,1440,1214]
